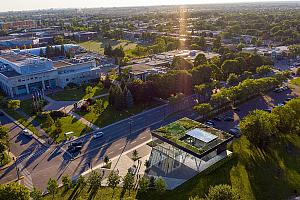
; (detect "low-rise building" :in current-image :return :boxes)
[0,51,101,97]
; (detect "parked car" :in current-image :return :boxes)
[0,111,4,116]
[277,103,285,107]
[93,131,104,139]
[22,129,32,137]
[70,141,83,147]
[205,120,215,126]
[213,117,222,121]
[68,145,82,154]
[273,88,282,93]
[229,128,241,138]
[224,117,234,122]
[233,107,240,112]
[263,108,272,113]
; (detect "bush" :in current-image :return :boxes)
[49,110,67,119]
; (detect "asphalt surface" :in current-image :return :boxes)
[0,87,297,192]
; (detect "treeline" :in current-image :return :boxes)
[240,98,300,148]
[194,74,287,115]
[108,84,134,110]
[40,45,69,58]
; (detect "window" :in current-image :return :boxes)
[66,78,69,82]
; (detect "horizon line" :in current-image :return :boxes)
[0,0,297,13]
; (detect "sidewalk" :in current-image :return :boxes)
[68,111,100,131]
[0,109,47,146]
[43,95,101,131]
[15,109,51,144]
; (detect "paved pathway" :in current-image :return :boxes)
[68,111,100,131]
[43,95,101,131]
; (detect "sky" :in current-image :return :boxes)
[0,0,295,12]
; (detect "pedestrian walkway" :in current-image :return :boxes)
[68,111,100,131]
[43,95,101,131]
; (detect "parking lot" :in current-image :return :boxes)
[206,86,297,134]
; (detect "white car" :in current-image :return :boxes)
[93,131,104,139]
[22,129,32,137]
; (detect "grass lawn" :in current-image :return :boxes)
[3,108,40,136]
[48,84,108,101]
[43,185,137,200]
[153,134,300,200]
[291,77,300,87]
[42,134,300,200]
[35,115,92,143]
[76,98,162,128]
[79,39,137,55]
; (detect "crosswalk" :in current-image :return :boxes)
[16,146,48,165]
[19,163,34,191]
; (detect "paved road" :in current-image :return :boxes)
[1,87,297,192]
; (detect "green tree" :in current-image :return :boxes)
[132,149,139,161]
[85,86,93,95]
[227,73,239,86]
[44,113,54,128]
[194,53,207,66]
[256,65,272,77]
[76,175,86,187]
[62,175,72,191]
[240,110,279,147]
[204,184,240,200]
[138,177,150,193]
[221,60,241,77]
[107,171,120,195]
[194,103,212,118]
[155,177,167,193]
[30,188,42,200]
[171,56,194,70]
[47,178,58,199]
[213,36,222,51]
[104,155,110,165]
[123,172,135,195]
[87,170,102,191]
[272,105,297,133]
[0,126,9,141]
[237,43,245,51]
[0,182,30,200]
[7,100,20,110]
[93,99,105,115]
[0,141,7,162]
[191,64,213,84]
[194,84,212,102]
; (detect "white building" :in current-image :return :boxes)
[0,51,101,97]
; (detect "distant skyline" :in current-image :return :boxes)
[0,0,295,12]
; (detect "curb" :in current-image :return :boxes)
[0,109,47,147]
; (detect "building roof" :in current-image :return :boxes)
[0,70,21,77]
[186,128,218,143]
[53,61,71,68]
[0,53,34,63]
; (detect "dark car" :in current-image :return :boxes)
[68,145,82,154]
[263,108,272,113]
[70,141,83,147]
[0,111,4,116]
[233,107,240,112]
[224,117,234,122]
[213,117,222,121]
[273,88,282,93]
